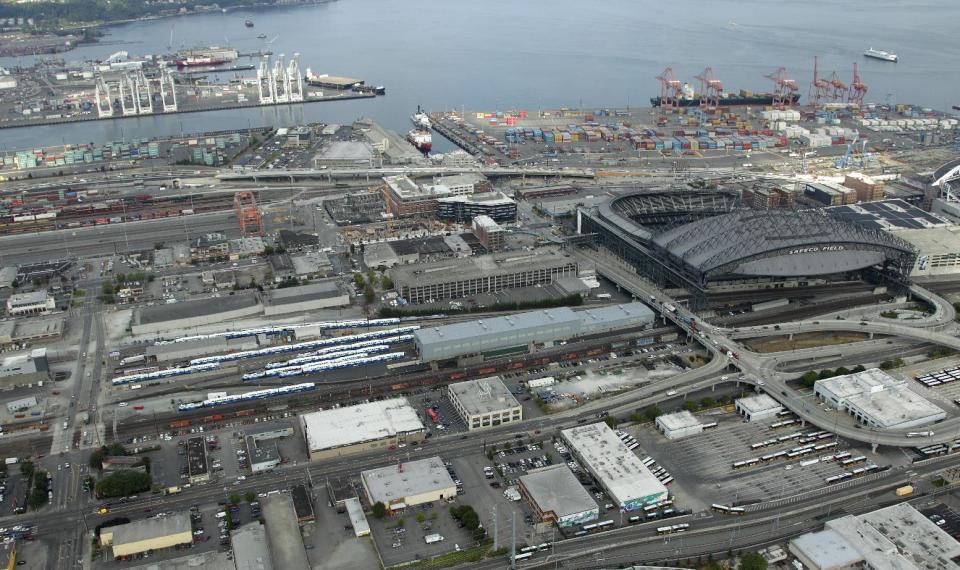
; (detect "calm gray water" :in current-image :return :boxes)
[1,0,958,149]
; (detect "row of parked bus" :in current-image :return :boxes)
[710,504,746,515]
[825,463,881,484]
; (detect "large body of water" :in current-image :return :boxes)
[1,0,958,149]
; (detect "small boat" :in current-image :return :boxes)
[863,47,897,62]
[244,19,254,28]
[257,33,267,39]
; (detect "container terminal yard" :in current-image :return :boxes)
[0,57,960,570]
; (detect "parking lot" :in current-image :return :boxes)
[368,493,478,567]
[918,502,960,541]
[627,412,887,510]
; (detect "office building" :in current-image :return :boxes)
[472,215,506,251]
[436,192,517,223]
[448,376,522,431]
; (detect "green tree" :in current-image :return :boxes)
[681,400,699,412]
[818,369,834,380]
[354,274,364,288]
[603,416,620,429]
[19,461,34,481]
[245,491,256,503]
[381,275,393,290]
[371,501,386,519]
[643,405,662,422]
[416,512,426,523]
[229,492,241,505]
[95,470,151,498]
[740,552,768,570]
[699,396,715,409]
[834,366,850,376]
[363,285,375,304]
[108,442,127,456]
[89,447,106,470]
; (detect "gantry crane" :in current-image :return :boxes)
[656,68,684,110]
[765,67,799,108]
[694,67,723,110]
[827,71,848,103]
[848,62,868,108]
[809,56,829,108]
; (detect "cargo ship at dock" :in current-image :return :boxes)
[651,89,801,108]
[168,47,239,69]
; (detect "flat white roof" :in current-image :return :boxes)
[301,397,424,452]
[520,465,598,519]
[561,422,666,507]
[790,530,863,568]
[449,376,521,416]
[816,368,946,429]
[344,497,370,536]
[736,393,782,414]
[656,410,702,431]
[825,503,960,570]
[361,456,456,505]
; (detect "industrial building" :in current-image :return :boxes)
[186,436,210,483]
[312,140,376,168]
[0,318,63,347]
[390,249,578,304]
[735,394,784,422]
[363,241,402,269]
[5,396,37,413]
[413,302,654,362]
[804,181,856,206]
[300,397,425,461]
[232,523,274,570]
[245,435,281,473]
[814,368,946,429]
[261,494,310,570]
[0,348,50,389]
[561,423,668,511]
[145,336,258,363]
[472,215,506,252]
[291,484,315,524]
[6,291,55,316]
[290,251,333,280]
[99,513,193,558]
[262,281,350,316]
[448,376,522,431]
[436,191,518,223]
[0,266,17,290]
[579,190,918,309]
[344,497,370,537]
[887,226,960,276]
[519,465,599,527]
[431,172,491,195]
[360,456,457,511]
[656,410,704,440]
[132,294,262,335]
[789,503,960,570]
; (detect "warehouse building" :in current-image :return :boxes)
[890,226,960,276]
[5,396,37,413]
[735,394,784,422]
[6,291,56,316]
[414,302,654,362]
[448,376,522,431]
[0,318,63,347]
[145,336,258,363]
[519,464,599,527]
[232,523,274,570]
[312,140,376,168]
[814,368,946,429]
[262,281,350,316]
[656,410,703,440]
[0,348,50,389]
[132,294,262,335]
[390,249,578,304]
[261,494,310,570]
[100,513,193,558]
[301,398,425,461]
[789,503,960,570]
[436,191,518,223]
[363,241,402,269]
[561,423,667,511]
[344,497,370,537]
[187,436,209,483]
[361,456,457,512]
[0,266,16,291]
[290,251,333,280]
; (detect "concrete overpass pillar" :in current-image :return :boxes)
[788,333,794,340]
[871,442,878,453]
[869,332,874,339]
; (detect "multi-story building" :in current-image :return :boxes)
[743,184,796,209]
[381,175,451,218]
[430,173,491,195]
[842,173,885,203]
[448,376,522,431]
[437,192,518,223]
[390,249,578,304]
[190,232,230,262]
[472,215,506,251]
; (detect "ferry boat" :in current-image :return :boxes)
[411,106,431,130]
[863,47,897,62]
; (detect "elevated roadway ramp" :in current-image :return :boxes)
[217,166,596,182]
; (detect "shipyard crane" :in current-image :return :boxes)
[848,62,868,108]
[809,56,830,108]
[835,132,861,169]
[656,68,684,110]
[827,71,848,103]
[694,67,723,110]
[765,67,799,108]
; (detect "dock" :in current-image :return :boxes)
[174,65,256,75]
[431,118,487,157]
